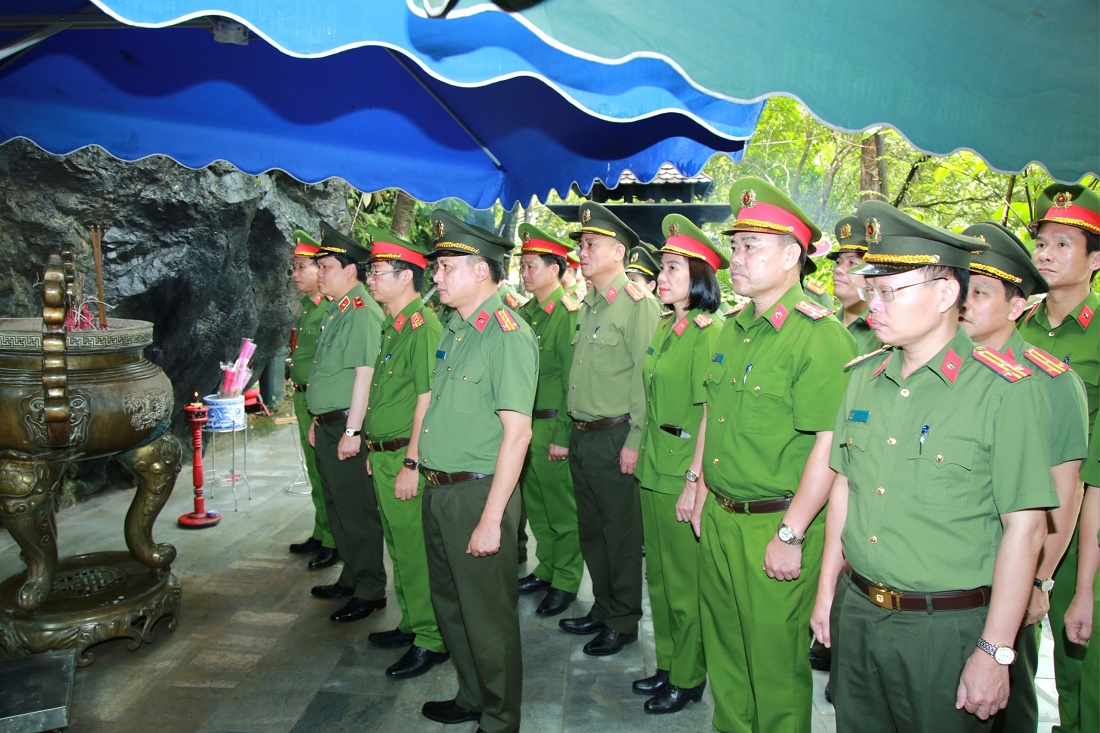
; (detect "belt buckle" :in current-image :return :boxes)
[868,584,903,611]
[424,469,440,486]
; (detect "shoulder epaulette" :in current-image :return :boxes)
[844,346,892,372]
[338,296,351,312]
[561,294,579,312]
[805,281,827,296]
[1022,301,1040,324]
[693,313,715,329]
[495,307,521,333]
[623,280,647,302]
[410,311,425,330]
[1023,346,1069,377]
[794,299,833,320]
[504,292,523,309]
[352,296,366,309]
[972,346,1033,382]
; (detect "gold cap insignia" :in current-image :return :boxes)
[1053,191,1074,209]
[741,189,757,209]
[434,219,445,238]
[976,234,987,242]
[581,207,592,224]
[867,219,881,244]
[630,251,639,263]
[521,231,531,243]
[840,223,852,240]
[668,222,679,237]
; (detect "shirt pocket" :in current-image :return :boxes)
[841,423,871,490]
[653,425,697,478]
[734,366,790,429]
[590,329,622,372]
[443,363,485,414]
[905,436,975,511]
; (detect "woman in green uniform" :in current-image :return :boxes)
[633,214,727,714]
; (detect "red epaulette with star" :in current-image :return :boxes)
[693,313,715,329]
[805,281,827,296]
[311,292,324,305]
[844,346,892,372]
[972,346,1033,382]
[543,299,556,315]
[504,292,523,309]
[338,296,351,312]
[393,313,407,332]
[794,299,833,320]
[623,280,647,302]
[561,294,579,312]
[1023,346,1069,377]
[352,296,366,309]
[495,308,521,332]
[410,311,425,330]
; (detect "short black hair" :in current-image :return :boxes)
[925,265,969,311]
[391,259,425,291]
[687,258,722,313]
[538,253,566,282]
[483,256,506,285]
[1001,280,1025,303]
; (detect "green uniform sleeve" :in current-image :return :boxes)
[489,326,539,416]
[792,322,857,433]
[1049,369,1090,466]
[991,378,1058,513]
[626,297,661,451]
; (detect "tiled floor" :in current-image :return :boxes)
[0,424,1061,731]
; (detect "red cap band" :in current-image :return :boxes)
[663,234,721,271]
[1041,203,1100,235]
[370,241,428,269]
[733,202,813,247]
[521,237,572,258]
[294,243,320,257]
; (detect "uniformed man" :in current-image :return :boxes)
[286,229,338,570]
[417,210,538,733]
[559,202,661,656]
[692,177,856,733]
[306,222,388,623]
[515,223,584,618]
[829,215,880,354]
[811,200,1057,732]
[1017,183,1100,733]
[956,221,1089,733]
[626,245,660,297]
[361,226,448,678]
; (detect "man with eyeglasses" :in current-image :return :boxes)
[691,178,856,733]
[811,201,1057,732]
[286,229,338,570]
[361,226,449,679]
[306,223,388,623]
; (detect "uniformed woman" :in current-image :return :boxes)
[633,214,727,714]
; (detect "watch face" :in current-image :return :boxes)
[778,526,793,542]
[1040,579,1054,592]
[994,647,1016,665]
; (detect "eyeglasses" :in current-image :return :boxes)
[367,268,398,279]
[857,277,946,303]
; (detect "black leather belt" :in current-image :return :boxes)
[712,495,791,515]
[572,414,629,432]
[310,408,349,426]
[420,468,491,486]
[847,567,992,612]
[365,437,411,453]
[293,382,309,393]
[533,409,559,420]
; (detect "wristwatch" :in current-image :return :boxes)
[403,457,420,471]
[344,428,361,437]
[776,522,804,546]
[976,638,1017,666]
[685,469,699,483]
[1034,577,1055,592]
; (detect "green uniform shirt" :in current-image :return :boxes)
[289,292,326,386]
[518,285,578,446]
[1002,330,1089,467]
[1018,290,1100,433]
[637,308,724,494]
[567,271,661,451]
[845,312,881,355]
[703,285,856,500]
[419,291,539,474]
[305,283,384,414]
[363,298,442,441]
[831,327,1058,592]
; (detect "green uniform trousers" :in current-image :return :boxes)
[423,476,522,733]
[699,498,822,733]
[370,448,444,653]
[1050,527,1088,733]
[519,417,583,593]
[833,572,989,733]
[1081,570,1099,733]
[313,422,386,600]
[293,391,334,549]
[640,487,705,688]
[993,623,1040,733]
[568,421,643,633]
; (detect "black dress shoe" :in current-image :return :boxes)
[824,681,833,704]
[330,596,386,623]
[583,628,637,656]
[644,681,706,714]
[518,573,551,594]
[311,583,353,600]
[421,699,480,725]
[632,669,670,695]
[559,613,606,635]
[308,547,339,570]
[808,644,832,671]
[369,628,416,649]
[386,646,450,679]
[536,589,577,617]
[289,536,322,555]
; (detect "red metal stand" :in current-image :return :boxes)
[178,397,221,529]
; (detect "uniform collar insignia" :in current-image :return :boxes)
[940,348,961,383]
[769,303,789,330]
